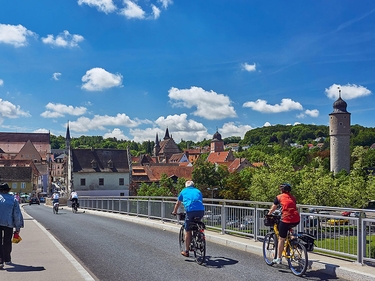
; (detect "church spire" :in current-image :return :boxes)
[163,127,170,140]
[66,121,71,141]
[65,121,71,150]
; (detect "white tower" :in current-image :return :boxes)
[329,88,351,174]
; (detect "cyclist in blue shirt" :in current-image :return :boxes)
[172,180,204,257]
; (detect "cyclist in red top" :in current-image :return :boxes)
[268,183,300,264]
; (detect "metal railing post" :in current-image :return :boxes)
[161,198,165,221]
[148,198,151,219]
[221,201,226,234]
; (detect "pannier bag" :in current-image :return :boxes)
[297,232,316,251]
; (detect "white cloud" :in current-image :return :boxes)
[263,122,272,127]
[69,113,141,132]
[41,103,87,118]
[296,113,305,119]
[78,0,117,14]
[219,122,253,139]
[0,79,3,86]
[0,24,36,47]
[33,128,50,133]
[81,67,123,91]
[305,109,319,118]
[130,127,164,143]
[242,62,256,72]
[0,99,31,122]
[52,73,62,81]
[119,0,145,19]
[129,113,209,142]
[243,98,303,113]
[151,5,161,19]
[325,83,371,100]
[42,30,84,48]
[103,128,129,140]
[158,0,173,9]
[168,86,237,120]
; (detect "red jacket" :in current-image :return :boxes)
[275,193,300,223]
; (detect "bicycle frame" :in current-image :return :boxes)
[263,215,308,276]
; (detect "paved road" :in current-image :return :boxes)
[23,204,350,281]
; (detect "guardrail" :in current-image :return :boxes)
[78,196,375,265]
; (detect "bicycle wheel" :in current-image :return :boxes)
[287,240,308,276]
[263,233,278,265]
[193,231,206,265]
[178,226,185,253]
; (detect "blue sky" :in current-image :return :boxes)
[0,0,374,143]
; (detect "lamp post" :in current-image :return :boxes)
[207,187,218,203]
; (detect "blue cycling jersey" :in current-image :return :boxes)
[178,187,204,212]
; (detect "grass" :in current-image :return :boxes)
[316,234,375,258]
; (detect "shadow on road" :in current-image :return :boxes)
[204,256,239,268]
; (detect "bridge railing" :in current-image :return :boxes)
[78,196,375,265]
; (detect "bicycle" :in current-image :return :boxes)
[53,202,59,214]
[262,214,308,276]
[71,202,78,213]
[175,213,206,265]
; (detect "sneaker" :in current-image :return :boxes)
[181,251,189,257]
[0,263,3,269]
[272,258,282,264]
[5,261,12,265]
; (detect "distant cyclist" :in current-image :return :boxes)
[69,190,78,207]
[268,183,300,264]
[172,180,204,257]
[52,191,59,205]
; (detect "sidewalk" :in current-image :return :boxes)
[1,207,374,281]
[0,208,95,281]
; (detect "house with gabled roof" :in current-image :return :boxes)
[0,132,51,194]
[0,132,50,161]
[143,164,193,184]
[0,161,39,194]
[184,148,208,164]
[14,140,42,162]
[131,163,193,186]
[169,153,189,164]
[71,148,130,196]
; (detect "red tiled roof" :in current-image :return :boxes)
[143,165,193,182]
[206,151,233,163]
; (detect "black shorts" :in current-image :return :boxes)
[278,221,299,238]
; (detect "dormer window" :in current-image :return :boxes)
[91,160,97,168]
[108,160,113,168]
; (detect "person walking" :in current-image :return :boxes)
[172,180,205,257]
[0,183,24,268]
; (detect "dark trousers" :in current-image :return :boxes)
[0,225,13,263]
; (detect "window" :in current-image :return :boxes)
[119,178,124,185]
[21,182,26,189]
[99,178,104,185]
[80,178,86,186]
[12,183,17,189]
[91,160,97,168]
